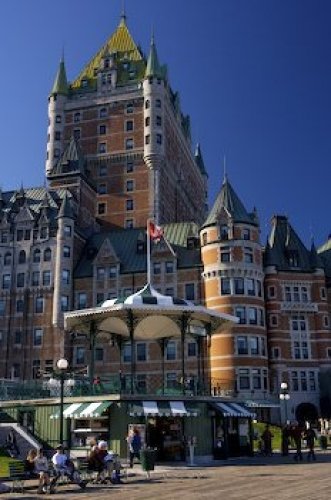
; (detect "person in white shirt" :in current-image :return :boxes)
[50,445,86,490]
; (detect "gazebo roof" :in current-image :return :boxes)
[65,284,238,341]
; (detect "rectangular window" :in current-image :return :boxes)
[125,219,134,228]
[98,183,107,195]
[98,202,106,215]
[156,115,162,126]
[16,300,24,313]
[2,274,11,290]
[16,273,25,288]
[126,180,134,192]
[165,261,174,274]
[248,307,257,324]
[136,374,147,393]
[32,360,41,379]
[95,348,104,362]
[221,249,230,262]
[96,293,104,305]
[123,343,132,363]
[237,336,248,355]
[62,269,70,285]
[234,278,244,294]
[75,347,85,365]
[33,328,43,346]
[0,300,5,316]
[61,295,69,312]
[166,372,177,389]
[77,293,87,309]
[97,267,105,280]
[14,330,22,345]
[126,161,134,173]
[235,307,246,324]
[301,287,308,302]
[166,341,176,360]
[244,247,253,263]
[185,283,195,301]
[63,245,71,258]
[99,125,106,135]
[246,279,255,296]
[99,164,107,176]
[153,262,161,275]
[250,337,259,355]
[35,297,44,313]
[187,341,197,357]
[99,142,107,154]
[126,138,134,150]
[136,343,146,362]
[64,225,72,236]
[221,278,231,295]
[239,369,250,390]
[300,371,307,391]
[32,271,39,286]
[156,134,162,144]
[43,271,51,286]
[272,347,280,359]
[257,280,262,297]
[309,371,316,391]
[293,286,300,302]
[165,287,174,296]
[109,265,117,278]
[74,128,81,140]
[242,228,250,240]
[126,120,134,131]
[126,199,134,211]
[16,230,23,241]
[252,369,261,389]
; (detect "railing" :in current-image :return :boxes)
[0,375,237,401]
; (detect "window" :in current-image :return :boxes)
[64,225,72,237]
[123,343,132,363]
[165,261,174,274]
[309,371,316,391]
[99,125,106,135]
[109,265,117,278]
[269,314,278,326]
[96,293,104,305]
[156,134,162,144]
[98,142,107,154]
[248,307,257,324]
[4,252,11,265]
[126,120,133,131]
[0,300,5,316]
[62,269,70,285]
[323,315,329,327]
[252,369,261,389]
[268,286,275,298]
[2,274,11,289]
[95,348,104,362]
[145,100,150,109]
[16,299,24,313]
[40,227,47,239]
[185,283,195,301]
[220,225,229,240]
[44,248,51,261]
[301,287,308,302]
[74,112,81,123]
[202,232,208,245]
[35,297,44,313]
[14,330,22,345]
[16,273,25,288]
[235,307,246,324]
[55,131,61,141]
[78,293,87,309]
[287,250,299,267]
[145,135,150,145]
[17,230,23,241]
[257,280,262,297]
[18,250,26,264]
[75,347,85,365]
[244,247,253,263]
[63,245,70,258]
[73,128,80,141]
[24,230,31,241]
[238,369,250,390]
[293,286,300,302]
[320,287,326,300]
[261,337,266,356]
[126,199,134,211]
[221,278,231,295]
[61,295,69,312]
[33,249,41,263]
[237,337,248,355]
[126,180,134,192]
[247,279,255,296]
[153,262,161,275]
[166,341,176,360]
[32,360,41,379]
[100,107,107,118]
[156,99,161,108]
[272,347,280,359]
[98,202,106,215]
[145,117,150,127]
[126,161,134,173]
[126,138,134,150]
[125,219,134,228]
[56,115,62,123]
[43,270,51,286]
[126,103,134,114]
[242,228,250,240]
[250,337,259,355]
[99,164,107,176]
[54,148,60,158]
[221,248,230,262]
[234,278,244,295]
[188,341,197,357]
[136,374,147,393]
[327,347,331,358]
[156,115,162,126]
[165,287,174,296]
[136,343,146,361]
[33,328,43,346]
[300,371,307,391]
[166,372,177,389]
[97,267,105,280]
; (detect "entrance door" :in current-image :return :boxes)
[147,417,184,461]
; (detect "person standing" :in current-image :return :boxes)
[261,424,273,456]
[304,427,317,461]
[292,424,303,462]
[281,424,290,456]
[127,427,142,468]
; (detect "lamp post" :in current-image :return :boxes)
[279,382,290,424]
[49,358,75,446]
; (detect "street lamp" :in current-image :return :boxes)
[49,358,75,446]
[279,382,290,424]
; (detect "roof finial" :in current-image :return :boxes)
[61,45,65,63]
[120,0,126,24]
[223,155,227,184]
[151,23,155,45]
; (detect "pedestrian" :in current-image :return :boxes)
[34,448,51,494]
[281,424,290,456]
[304,427,316,461]
[24,449,38,478]
[127,427,142,468]
[261,424,273,456]
[292,424,303,462]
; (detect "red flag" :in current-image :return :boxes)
[148,220,163,242]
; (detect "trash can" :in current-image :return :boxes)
[319,435,328,450]
[140,448,156,471]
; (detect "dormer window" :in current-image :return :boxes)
[287,250,299,267]
[81,79,88,88]
[104,59,109,69]
[137,240,145,254]
[220,224,229,241]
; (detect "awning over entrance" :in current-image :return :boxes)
[50,401,112,419]
[129,400,199,417]
[211,402,255,418]
[245,400,280,409]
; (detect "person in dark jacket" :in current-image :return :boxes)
[127,428,142,467]
[304,427,317,461]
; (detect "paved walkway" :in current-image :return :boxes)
[3,451,331,499]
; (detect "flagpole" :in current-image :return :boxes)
[147,218,151,284]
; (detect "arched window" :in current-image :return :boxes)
[44,248,52,262]
[33,249,41,263]
[4,252,11,266]
[145,100,150,109]
[18,250,26,264]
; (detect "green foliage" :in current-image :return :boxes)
[0,455,20,478]
[253,422,282,452]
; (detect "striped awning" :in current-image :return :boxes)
[129,400,199,417]
[212,402,255,418]
[50,401,112,419]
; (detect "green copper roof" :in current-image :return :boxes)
[194,143,208,177]
[264,215,317,272]
[51,58,68,96]
[71,16,145,89]
[203,177,256,227]
[145,36,163,79]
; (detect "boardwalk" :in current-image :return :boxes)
[4,452,331,500]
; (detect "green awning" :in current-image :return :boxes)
[50,401,112,419]
[129,401,199,417]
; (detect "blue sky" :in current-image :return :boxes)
[0,0,330,245]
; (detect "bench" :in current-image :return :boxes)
[8,461,26,493]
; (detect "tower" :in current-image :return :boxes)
[200,176,268,398]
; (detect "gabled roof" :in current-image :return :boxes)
[50,58,68,96]
[71,15,145,89]
[203,177,256,228]
[264,215,317,272]
[50,136,86,176]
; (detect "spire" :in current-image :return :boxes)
[57,191,74,220]
[120,0,127,26]
[145,32,163,79]
[50,57,68,96]
[194,143,208,177]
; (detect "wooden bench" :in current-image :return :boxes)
[8,461,26,493]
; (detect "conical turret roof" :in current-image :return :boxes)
[50,58,68,96]
[203,177,256,228]
[145,34,163,79]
